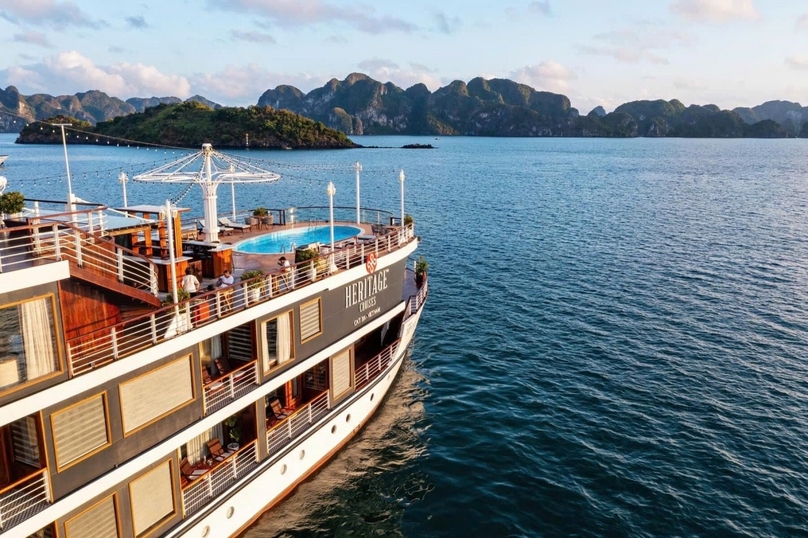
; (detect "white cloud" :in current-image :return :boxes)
[528,1,551,16]
[230,30,277,43]
[355,58,441,90]
[125,15,149,29]
[1,51,191,98]
[785,56,808,70]
[673,77,706,90]
[509,61,576,93]
[12,30,52,48]
[670,0,760,23]
[211,0,417,34]
[433,11,461,34]
[578,25,691,65]
[797,13,808,30]
[191,63,325,104]
[0,0,102,29]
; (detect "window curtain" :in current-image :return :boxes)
[185,424,223,465]
[19,298,56,380]
[277,313,291,365]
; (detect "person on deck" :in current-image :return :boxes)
[181,267,200,297]
[216,269,234,310]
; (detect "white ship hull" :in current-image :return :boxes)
[169,306,424,538]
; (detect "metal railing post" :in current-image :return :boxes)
[110,326,119,359]
[53,224,61,260]
[73,229,83,266]
[117,249,124,282]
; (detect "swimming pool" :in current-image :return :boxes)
[235,225,364,254]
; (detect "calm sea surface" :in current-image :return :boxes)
[3,134,808,537]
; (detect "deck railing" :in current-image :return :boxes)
[355,341,400,389]
[65,223,415,378]
[0,217,158,295]
[407,277,428,318]
[181,440,259,517]
[202,361,259,414]
[266,391,330,456]
[0,468,50,532]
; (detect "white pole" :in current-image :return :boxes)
[55,123,75,220]
[231,181,237,220]
[201,143,220,243]
[327,181,336,253]
[118,172,128,207]
[399,169,405,227]
[165,200,179,304]
[354,161,362,225]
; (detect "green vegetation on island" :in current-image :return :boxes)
[15,102,357,149]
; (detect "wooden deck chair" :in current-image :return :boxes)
[202,368,224,392]
[269,398,292,421]
[180,457,206,481]
[214,357,248,381]
[206,438,234,462]
[218,217,251,234]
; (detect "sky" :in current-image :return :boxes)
[0,0,806,114]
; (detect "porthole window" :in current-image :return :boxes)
[299,449,305,460]
[345,414,351,423]
[370,393,375,402]
[280,464,287,475]
[226,506,235,519]
[202,526,211,537]
[331,425,337,434]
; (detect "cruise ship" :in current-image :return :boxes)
[0,145,427,537]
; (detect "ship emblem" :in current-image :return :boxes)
[365,253,377,274]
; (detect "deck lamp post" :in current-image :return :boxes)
[354,161,362,225]
[162,200,179,306]
[118,172,128,207]
[327,181,336,261]
[54,122,75,219]
[399,169,405,227]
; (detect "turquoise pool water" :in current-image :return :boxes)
[235,225,363,254]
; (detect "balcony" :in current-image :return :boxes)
[202,361,259,415]
[0,469,50,533]
[181,440,259,517]
[266,391,330,456]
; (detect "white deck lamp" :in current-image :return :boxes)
[118,172,128,207]
[327,181,336,269]
[354,161,362,225]
[399,169,405,227]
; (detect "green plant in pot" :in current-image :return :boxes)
[415,256,428,286]
[403,213,414,227]
[252,207,268,217]
[295,248,320,280]
[162,288,191,306]
[241,269,265,302]
[0,191,25,216]
[224,415,241,445]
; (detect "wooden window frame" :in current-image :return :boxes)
[50,392,112,471]
[261,310,295,374]
[299,297,323,344]
[64,492,122,538]
[128,460,177,538]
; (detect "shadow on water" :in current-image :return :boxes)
[239,349,432,538]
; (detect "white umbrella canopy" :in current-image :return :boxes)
[133,143,280,242]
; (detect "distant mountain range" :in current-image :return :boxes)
[1,75,806,138]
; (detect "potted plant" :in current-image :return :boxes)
[224,415,241,449]
[403,213,414,227]
[295,247,320,282]
[252,206,271,227]
[240,269,264,302]
[415,256,428,286]
[162,288,191,306]
[0,191,25,226]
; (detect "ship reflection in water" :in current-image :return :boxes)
[241,353,431,537]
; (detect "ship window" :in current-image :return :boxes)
[64,493,120,538]
[305,363,327,391]
[199,335,222,371]
[299,299,322,343]
[51,393,111,470]
[129,460,175,537]
[185,425,223,466]
[262,311,294,373]
[11,415,41,467]
[119,356,193,435]
[0,295,60,394]
[330,348,353,399]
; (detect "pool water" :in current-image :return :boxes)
[235,225,364,254]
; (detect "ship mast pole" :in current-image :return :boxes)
[200,143,220,243]
[54,122,75,220]
[327,181,336,272]
[354,161,362,225]
[164,200,179,306]
[399,169,405,227]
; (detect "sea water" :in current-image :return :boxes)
[3,134,808,536]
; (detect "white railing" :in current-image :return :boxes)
[0,219,158,295]
[202,361,259,414]
[407,277,429,317]
[0,468,50,532]
[181,440,259,517]
[266,391,330,456]
[65,223,416,378]
[355,341,399,389]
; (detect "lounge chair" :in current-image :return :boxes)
[214,357,248,381]
[202,368,224,392]
[180,457,206,481]
[199,219,233,236]
[218,217,251,234]
[268,397,293,421]
[206,438,234,462]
